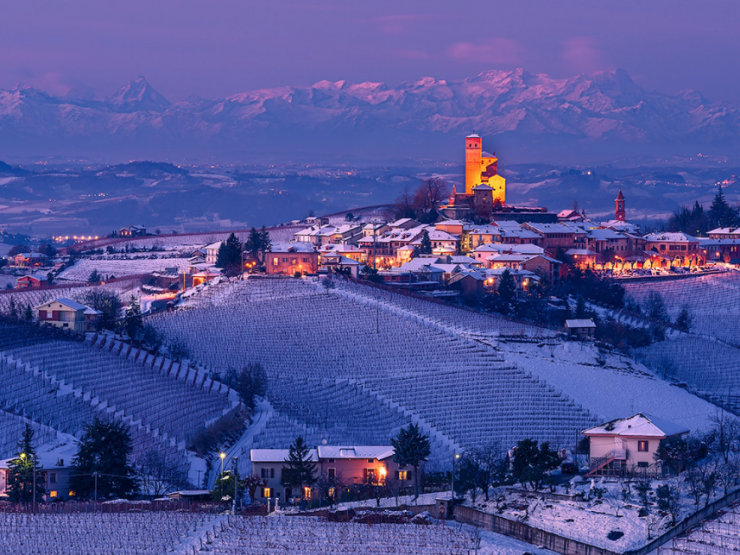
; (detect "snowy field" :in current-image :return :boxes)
[0,274,16,289]
[661,500,740,554]
[57,257,192,281]
[149,278,723,472]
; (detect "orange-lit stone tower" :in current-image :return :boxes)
[464,134,505,204]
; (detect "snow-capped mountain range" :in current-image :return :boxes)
[1,69,739,162]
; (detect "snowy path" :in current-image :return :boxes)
[447,520,559,555]
[208,397,274,488]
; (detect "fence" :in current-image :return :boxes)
[455,486,740,555]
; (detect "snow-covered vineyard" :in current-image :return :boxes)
[0,321,236,478]
[0,513,471,555]
[660,502,740,555]
[149,277,721,471]
[625,272,740,413]
[0,279,142,314]
[0,512,221,554]
[56,257,192,281]
[197,516,472,555]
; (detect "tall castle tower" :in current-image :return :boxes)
[464,135,505,204]
[615,189,626,222]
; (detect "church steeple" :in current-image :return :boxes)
[615,189,626,222]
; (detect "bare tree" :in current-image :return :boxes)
[412,178,449,216]
[136,450,188,497]
[242,474,266,504]
[708,412,740,464]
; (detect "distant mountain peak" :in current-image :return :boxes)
[108,76,171,113]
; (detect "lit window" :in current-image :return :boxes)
[262,487,271,498]
[638,440,649,452]
[69,491,76,497]
[303,487,311,499]
[396,471,408,481]
[50,472,57,484]
[273,257,278,266]
[49,491,57,498]
[328,487,335,498]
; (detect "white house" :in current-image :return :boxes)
[205,242,223,265]
[582,413,689,476]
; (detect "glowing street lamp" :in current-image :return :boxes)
[220,452,226,498]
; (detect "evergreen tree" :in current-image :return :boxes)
[708,185,738,229]
[391,423,431,498]
[244,227,272,266]
[233,363,268,413]
[6,425,45,503]
[675,307,692,333]
[23,304,33,322]
[124,296,143,340]
[418,229,433,255]
[575,296,587,318]
[497,269,517,307]
[71,417,137,499]
[9,296,17,319]
[84,290,122,331]
[88,269,101,284]
[215,233,243,276]
[46,272,54,286]
[511,438,560,490]
[645,291,669,322]
[281,436,317,496]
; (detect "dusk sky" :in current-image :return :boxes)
[3,1,740,104]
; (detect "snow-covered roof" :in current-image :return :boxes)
[565,319,596,329]
[526,223,587,235]
[587,229,626,240]
[565,248,597,256]
[317,446,394,460]
[475,244,545,255]
[582,413,689,438]
[708,227,740,235]
[34,297,90,311]
[644,232,698,243]
[270,242,317,253]
[399,259,445,273]
[319,244,363,253]
[205,241,222,250]
[449,255,478,265]
[322,254,361,266]
[250,449,319,463]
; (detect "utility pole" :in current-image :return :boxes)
[94,471,98,503]
[32,453,36,515]
[372,222,377,270]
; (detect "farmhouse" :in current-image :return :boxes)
[565,318,596,338]
[34,298,101,333]
[583,413,689,476]
[16,273,49,289]
[267,243,319,275]
[250,445,406,504]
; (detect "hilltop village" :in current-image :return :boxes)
[2,135,740,555]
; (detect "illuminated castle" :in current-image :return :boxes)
[443,135,506,219]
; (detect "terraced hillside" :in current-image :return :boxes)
[149,277,723,470]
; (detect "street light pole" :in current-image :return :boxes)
[451,452,461,503]
[94,471,98,503]
[232,457,239,514]
[219,452,226,499]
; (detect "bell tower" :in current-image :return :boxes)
[465,134,482,195]
[615,189,626,222]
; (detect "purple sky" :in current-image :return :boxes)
[3,0,740,104]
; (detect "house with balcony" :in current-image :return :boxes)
[582,413,689,477]
[34,298,101,333]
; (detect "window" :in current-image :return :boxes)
[395,470,408,481]
[328,487,335,498]
[273,257,279,266]
[49,491,57,498]
[368,459,375,463]
[50,472,57,484]
[637,462,649,468]
[291,258,297,265]
[327,468,336,479]
[262,487,272,498]
[260,468,274,479]
[328,458,335,463]
[303,487,312,499]
[69,490,76,497]
[638,440,649,452]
